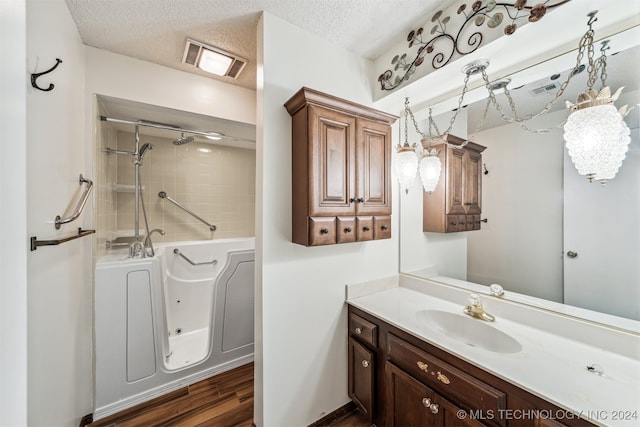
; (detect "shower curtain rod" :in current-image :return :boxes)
[100,116,255,142]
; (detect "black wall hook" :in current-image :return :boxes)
[31,58,62,92]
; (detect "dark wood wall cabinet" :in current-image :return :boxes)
[347,305,595,427]
[423,135,486,233]
[285,87,397,246]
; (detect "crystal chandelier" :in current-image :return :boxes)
[563,12,631,185]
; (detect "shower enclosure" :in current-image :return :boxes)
[93,97,257,419]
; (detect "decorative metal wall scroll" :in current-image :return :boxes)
[378,0,571,91]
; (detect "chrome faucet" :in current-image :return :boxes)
[128,240,145,258]
[144,228,165,257]
[464,293,495,322]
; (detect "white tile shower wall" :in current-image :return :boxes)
[113,131,255,242]
[94,119,118,260]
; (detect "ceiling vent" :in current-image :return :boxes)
[529,82,561,96]
[182,38,247,79]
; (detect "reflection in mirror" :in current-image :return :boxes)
[400,26,640,327]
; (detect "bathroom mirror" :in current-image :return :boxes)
[399,25,640,329]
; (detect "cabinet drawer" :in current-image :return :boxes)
[337,216,356,243]
[465,215,475,231]
[373,216,391,239]
[387,333,506,426]
[348,312,378,347]
[308,217,336,246]
[473,214,481,230]
[356,216,374,241]
[445,214,461,232]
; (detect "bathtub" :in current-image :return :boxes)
[94,237,254,420]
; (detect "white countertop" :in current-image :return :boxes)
[347,277,640,427]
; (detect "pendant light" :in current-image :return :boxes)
[563,12,631,185]
[395,100,418,194]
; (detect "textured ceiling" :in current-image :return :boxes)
[65,0,449,90]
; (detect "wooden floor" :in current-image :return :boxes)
[89,362,370,427]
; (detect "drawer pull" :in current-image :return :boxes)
[361,360,369,368]
[422,398,439,414]
[344,227,352,233]
[320,228,329,234]
[450,221,457,225]
[363,226,371,232]
[354,327,362,334]
[381,224,388,230]
[437,371,450,385]
[417,361,429,372]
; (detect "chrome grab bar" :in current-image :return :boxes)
[55,174,94,230]
[173,248,217,266]
[31,228,95,251]
[158,191,216,231]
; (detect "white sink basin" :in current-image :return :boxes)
[416,309,522,354]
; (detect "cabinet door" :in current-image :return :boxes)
[348,337,374,423]
[446,148,466,215]
[385,362,483,427]
[464,150,482,215]
[356,119,391,215]
[308,105,356,216]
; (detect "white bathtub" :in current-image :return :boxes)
[94,238,254,420]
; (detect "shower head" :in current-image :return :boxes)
[139,143,153,160]
[173,133,195,145]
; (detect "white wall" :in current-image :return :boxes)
[467,110,565,302]
[26,0,92,425]
[0,0,28,425]
[257,12,399,426]
[85,47,256,127]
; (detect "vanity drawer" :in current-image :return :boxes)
[308,217,336,246]
[356,216,374,241]
[373,216,391,240]
[387,333,506,426]
[337,216,356,243]
[349,312,378,347]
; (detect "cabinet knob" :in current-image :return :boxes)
[460,221,466,225]
[354,327,362,334]
[344,227,352,233]
[350,197,356,203]
[358,197,364,203]
[363,226,370,232]
[320,228,329,234]
[381,224,388,230]
[422,398,438,414]
[450,221,457,225]
[361,360,369,368]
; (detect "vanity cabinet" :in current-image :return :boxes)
[423,135,486,233]
[347,305,595,427]
[284,87,397,246]
[348,311,378,423]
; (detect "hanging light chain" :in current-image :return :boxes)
[476,11,603,133]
